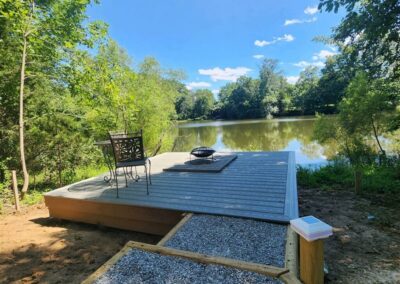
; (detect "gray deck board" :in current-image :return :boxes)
[45,151,299,223]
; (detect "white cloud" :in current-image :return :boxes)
[284,17,317,26]
[185,81,211,90]
[294,60,325,69]
[255,40,269,47]
[304,6,319,15]
[254,34,295,47]
[286,76,299,84]
[280,34,295,42]
[312,49,337,61]
[253,54,265,59]
[284,19,302,26]
[199,67,251,82]
[211,89,220,95]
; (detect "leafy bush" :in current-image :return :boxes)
[297,159,400,193]
[297,161,353,190]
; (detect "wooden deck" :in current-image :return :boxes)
[44,152,298,234]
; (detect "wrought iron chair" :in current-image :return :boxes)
[109,130,151,197]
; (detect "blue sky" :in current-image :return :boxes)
[87,0,344,95]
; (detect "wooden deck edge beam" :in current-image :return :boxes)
[125,241,289,278]
[157,213,193,246]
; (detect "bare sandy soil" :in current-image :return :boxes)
[0,204,160,284]
[1,189,399,284]
[299,188,400,284]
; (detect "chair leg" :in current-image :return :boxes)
[115,168,119,198]
[144,165,149,195]
[148,159,152,184]
[123,167,128,187]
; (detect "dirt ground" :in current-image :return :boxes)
[1,189,399,284]
[299,188,400,284]
[0,204,160,284]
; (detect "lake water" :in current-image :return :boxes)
[173,117,332,166]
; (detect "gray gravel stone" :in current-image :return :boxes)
[165,214,287,267]
[95,249,281,284]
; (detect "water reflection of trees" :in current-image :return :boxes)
[172,119,337,160]
[221,120,313,150]
[173,126,218,152]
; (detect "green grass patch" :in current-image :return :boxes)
[0,164,109,211]
[21,190,45,206]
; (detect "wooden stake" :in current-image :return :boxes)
[11,170,20,212]
[300,237,324,284]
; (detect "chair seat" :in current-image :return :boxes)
[116,158,148,168]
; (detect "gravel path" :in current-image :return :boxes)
[165,214,287,267]
[95,249,281,284]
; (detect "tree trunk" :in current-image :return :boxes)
[371,117,385,156]
[19,36,29,194]
[57,142,62,187]
[354,169,362,194]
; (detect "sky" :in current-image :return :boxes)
[87,0,344,96]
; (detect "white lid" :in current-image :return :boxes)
[290,216,332,241]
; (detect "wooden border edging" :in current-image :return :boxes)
[285,226,299,276]
[83,240,291,283]
[82,242,133,284]
[280,272,303,284]
[157,213,193,246]
[126,241,289,278]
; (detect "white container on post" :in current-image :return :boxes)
[290,216,332,284]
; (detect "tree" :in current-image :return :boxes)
[316,56,351,113]
[293,66,320,115]
[318,0,400,79]
[0,0,106,193]
[259,59,283,118]
[340,72,400,156]
[314,71,400,192]
[192,89,214,119]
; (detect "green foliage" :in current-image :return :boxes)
[21,190,43,206]
[298,160,400,193]
[215,58,302,119]
[297,162,354,190]
[293,66,320,115]
[315,71,400,168]
[177,57,341,121]
[319,0,399,79]
[192,89,215,119]
[174,88,215,120]
[0,1,184,191]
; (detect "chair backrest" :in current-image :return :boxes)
[109,130,145,164]
[109,130,142,138]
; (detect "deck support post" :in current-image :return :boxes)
[299,237,324,284]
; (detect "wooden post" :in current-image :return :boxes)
[299,236,324,284]
[11,170,21,212]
